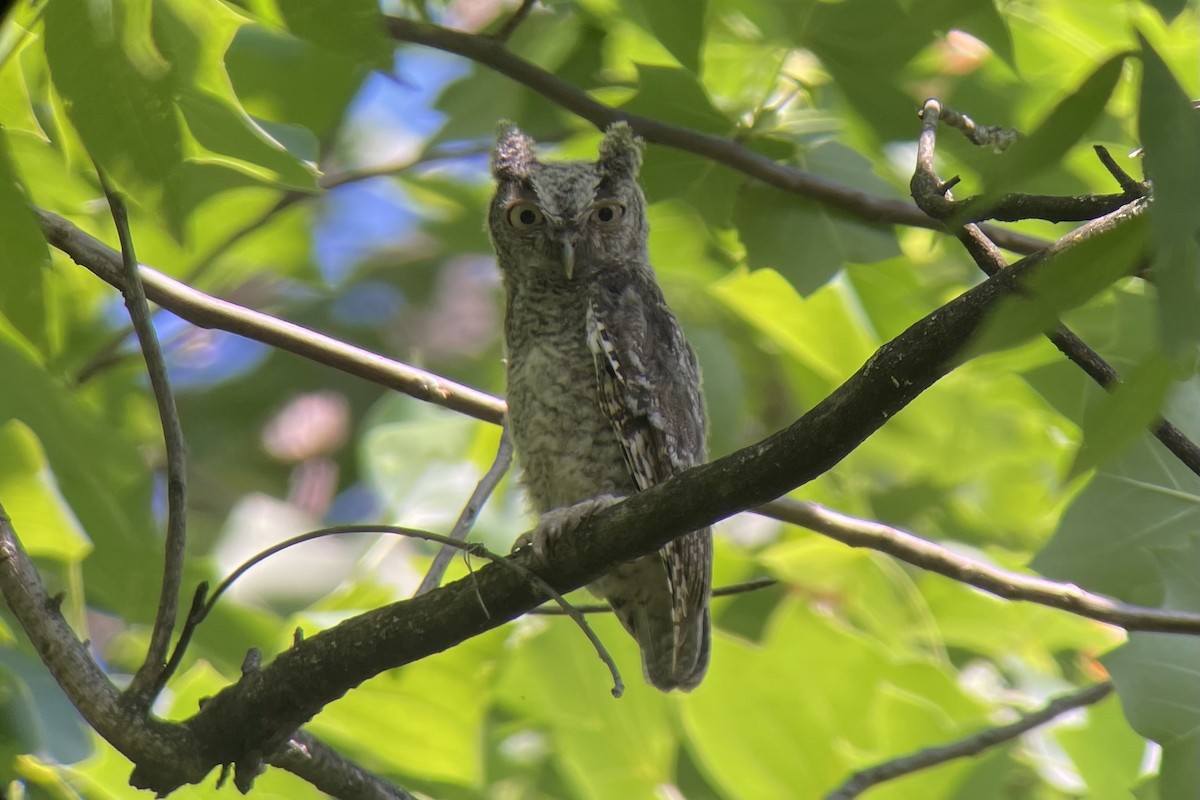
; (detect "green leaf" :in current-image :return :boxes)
[277,0,393,70]
[497,616,675,800]
[1057,694,1147,800]
[1144,0,1190,24]
[0,333,158,618]
[43,0,184,214]
[683,601,985,799]
[0,649,92,764]
[1137,33,1200,359]
[153,0,317,192]
[1068,354,1177,478]
[626,0,707,73]
[710,268,879,388]
[1033,434,1200,606]
[0,130,49,354]
[733,142,900,294]
[0,420,91,562]
[968,54,1127,220]
[621,64,732,135]
[312,630,506,791]
[225,23,365,141]
[965,213,1147,358]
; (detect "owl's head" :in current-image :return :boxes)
[487,121,649,283]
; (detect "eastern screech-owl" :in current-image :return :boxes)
[487,121,712,691]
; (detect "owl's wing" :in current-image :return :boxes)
[585,276,712,639]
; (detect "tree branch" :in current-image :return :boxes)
[912,99,1200,479]
[824,682,1114,799]
[415,423,514,595]
[36,209,506,426]
[43,206,1197,635]
[94,173,189,710]
[268,731,419,800]
[0,504,203,791]
[912,99,1145,224]
[383,16,1049,256]
[127,199,1149,795]
[758,499,1200,633]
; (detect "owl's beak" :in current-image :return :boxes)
[562,240,576,279]
[560,231,581,279]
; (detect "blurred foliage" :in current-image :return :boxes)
[0,0,1197,798]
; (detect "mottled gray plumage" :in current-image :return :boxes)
[487,122,712,692]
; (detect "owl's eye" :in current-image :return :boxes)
[506,202,544,230]
[590,201,625,225]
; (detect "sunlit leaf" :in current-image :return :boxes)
[965,213,1146,358]
[1137,33,1200,359]
[1068,354,1177,478]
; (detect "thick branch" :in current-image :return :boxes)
[383,16,1048,256]
[132,201,1147,794]
[0,505,203,790]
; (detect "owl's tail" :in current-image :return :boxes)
[602,557,711,692]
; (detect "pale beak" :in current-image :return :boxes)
[562,239,576,279]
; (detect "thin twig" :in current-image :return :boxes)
[384,17,1048,255]
[175,524,623,697]
[415,424,514,596]
[529,576,778,614]
[38,209,507,425]
[269,731,419,800]
[824,682,1113,799]
[1092,144,1144,194]
[955,225,1200,477]
[926,101,1021,151]
[756,499,1200,634]
[912,99,1144,223]
[913,100,1200,479]
[491,0,536,42]
[94,172,189,711]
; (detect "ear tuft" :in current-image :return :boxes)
[492,121,537,180]
[598,121,643,179]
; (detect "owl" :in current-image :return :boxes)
[487,121,712,691]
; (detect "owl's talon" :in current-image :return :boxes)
[518,495,622,564]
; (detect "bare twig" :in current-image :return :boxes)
[1093,144,1144,195]
[415,424,514,596]
[187,524,623,697]
[824,682,1113,799]
[38,209,507,425]
[912,99,1145,223]
[491,0,537,42]
[94,173,189,711]
[929,102,1021,151]
[269,731,419,800]
[757,499,1200,634]
[914,100,1200,479]
[384,16,1048,256]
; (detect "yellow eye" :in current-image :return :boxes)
[590,201,625,225]
[506,202,544,230]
